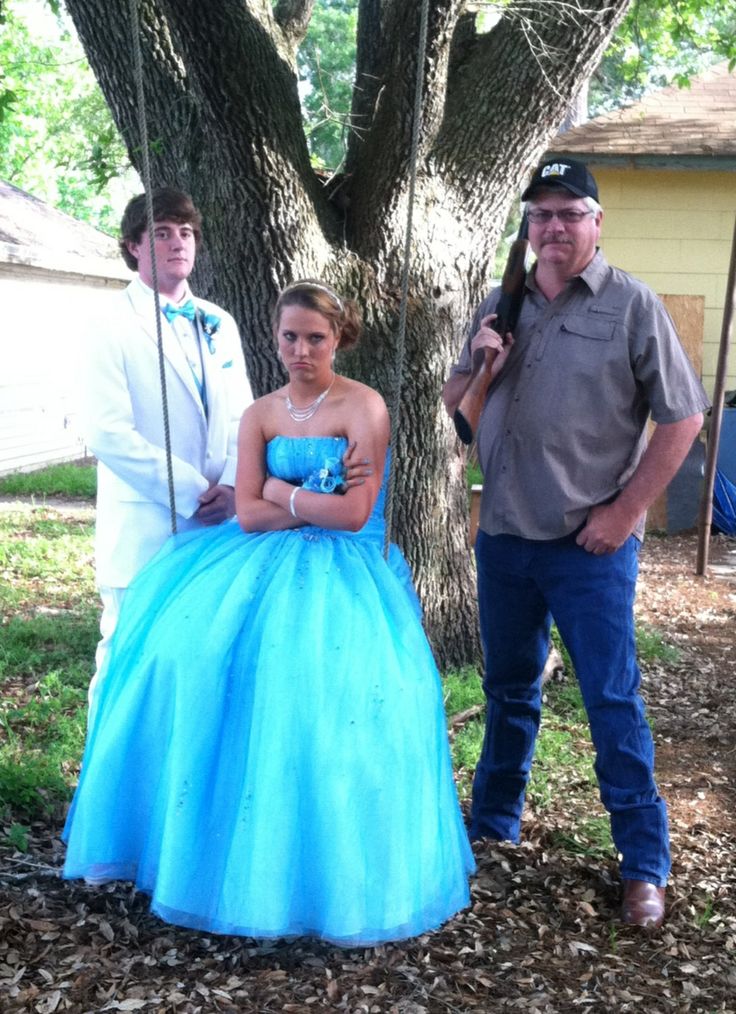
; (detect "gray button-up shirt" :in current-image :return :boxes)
[449,250,710,540]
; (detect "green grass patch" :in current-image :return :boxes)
[443,665,484,716]
[467,462,483,488]
[694,895,716,929]
[4,822,30,852]
[548,816,614,860]
[636,624,681,665]
[0,665,89,819]
[0,462,96,500]
[1,505,96,820]
[544,677,587,723]
[527,719,591,810]
[0,510,95,613]
[0,614,95,818]
[444,666,485,799]
[0,613,99,680]
[451,718,485,799]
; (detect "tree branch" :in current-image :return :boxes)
[346,0,463,239]
[63,0,199,182]
[273,0,315,50]
[434,0,631,218]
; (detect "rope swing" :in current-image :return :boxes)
[128,0,178,534]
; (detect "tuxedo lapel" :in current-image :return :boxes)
[196,305,221,421]
[126,282,206,416]
[194,302,231,448]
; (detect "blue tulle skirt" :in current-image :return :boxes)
[63,517,475,945]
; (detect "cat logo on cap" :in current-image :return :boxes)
[541,163,571,179]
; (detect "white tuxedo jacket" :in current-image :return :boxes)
[79,279,252,588]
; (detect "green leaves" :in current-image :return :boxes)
[591,0,736,114]
[0,0,135,232]
[0,86,17,125]
[298,0,357,171]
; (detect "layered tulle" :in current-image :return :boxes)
[63,437,474,945]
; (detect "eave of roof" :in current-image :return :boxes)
[547,62,736,161]
[0,178,126,276]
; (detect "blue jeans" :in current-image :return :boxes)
[472,529,670,887]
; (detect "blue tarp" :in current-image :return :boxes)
[713,468,736,536]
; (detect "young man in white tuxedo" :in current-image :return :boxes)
[80,187,252,720]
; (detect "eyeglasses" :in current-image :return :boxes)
[526,209,595,225]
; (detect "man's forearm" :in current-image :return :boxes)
[577,412,704,554]
[442,373,470,418]
[616,413,704,525]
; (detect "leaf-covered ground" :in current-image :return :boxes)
[1,528,735,1013]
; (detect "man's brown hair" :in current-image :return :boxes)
[119,187,202,270]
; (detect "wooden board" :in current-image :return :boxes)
[647,294,704,531]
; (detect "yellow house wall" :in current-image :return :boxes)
[591,165,736,398]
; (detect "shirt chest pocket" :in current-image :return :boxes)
[559,314,617,342]
[535,312,618,362]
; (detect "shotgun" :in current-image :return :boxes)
[453,213,529,445]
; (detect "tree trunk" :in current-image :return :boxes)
[63,0,632,667]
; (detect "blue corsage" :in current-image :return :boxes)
[302,456,347,494]
[198,309,221,354]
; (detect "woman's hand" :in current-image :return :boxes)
[262,475,289,506]
[342,440,373,489]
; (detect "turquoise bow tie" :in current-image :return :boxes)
[163,299,196,323]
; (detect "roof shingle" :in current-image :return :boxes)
[549,62,736,158]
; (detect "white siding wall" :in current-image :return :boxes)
[0,265,128,475]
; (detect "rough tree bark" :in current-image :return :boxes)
[62,0,632,667]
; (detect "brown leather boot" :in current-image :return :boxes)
[621,879,666,929]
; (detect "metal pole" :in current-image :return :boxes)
[696,215,736,575]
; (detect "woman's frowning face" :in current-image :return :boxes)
[276,305,339,384]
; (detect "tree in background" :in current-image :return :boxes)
[6,0,734,663]
[3,0,734,225]
[0,0,135,232]
[298,0,357,172]
[289,0,736,175]
[592,0,736,115]
[590,0,735,115]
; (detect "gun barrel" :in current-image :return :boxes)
[451,214,529,444]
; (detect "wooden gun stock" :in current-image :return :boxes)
[453,215,529,445]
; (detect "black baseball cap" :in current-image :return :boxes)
[521,158,599,202]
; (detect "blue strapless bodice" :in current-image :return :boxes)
[266,435,350,482]
[266,435,388,542]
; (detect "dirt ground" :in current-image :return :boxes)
[1,532,735,1013]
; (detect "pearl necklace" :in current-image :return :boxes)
[285,376,335,422]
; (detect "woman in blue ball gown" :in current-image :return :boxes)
[63,280,475,946]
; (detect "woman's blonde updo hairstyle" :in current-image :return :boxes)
[273,280,361,350]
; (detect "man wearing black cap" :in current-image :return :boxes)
[443,157,709,930]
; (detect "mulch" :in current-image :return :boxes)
[1,532,735,1013]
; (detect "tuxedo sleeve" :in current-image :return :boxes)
[78,317,209,519]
